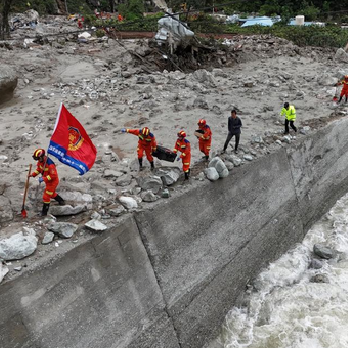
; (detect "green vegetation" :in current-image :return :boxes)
[10,0,57,14]
[222,23,348,48]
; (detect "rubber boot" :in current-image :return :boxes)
[204,155,209,161]
[150,161,154,170]
[138,158,143,171]
[54,194,65,206]
[41,203,50,216]
[184,169,190,180]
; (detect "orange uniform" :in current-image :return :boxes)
[126,129,156,162]
[174,138,191,173]
[31,157,59,204]
[338,79,348,98]
[198,125,212,157]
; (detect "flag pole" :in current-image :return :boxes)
[41,102,63,179]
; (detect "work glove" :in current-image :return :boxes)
[121,128,126,133]
[39,177,44,183]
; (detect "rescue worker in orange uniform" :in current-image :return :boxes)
[173,130,191,180]
[30,149,65,216]
[336,75,348,103]
[121,127,157,170]
[196,119,212,160]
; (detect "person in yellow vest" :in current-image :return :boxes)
[280,102,297,134]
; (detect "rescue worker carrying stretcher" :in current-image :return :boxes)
[195,119,212,161]
[121,127,157,170]
[30,149,65,216]
[336,75,348,104]
[173,130,191,180]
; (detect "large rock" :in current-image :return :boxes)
[119,196,138,209]
[208,157,229,178]
[192,69,216,86]
[334,48,348,63]
[140,191,159,202]
[0,233,37,261]
[108,205,126,216]
[48,222,78,239]
[0,195,13,222]
[313,244,336,259]
[0,65,18,104]
[42,231,54,245]
[49,204,86,216]
[60,192,92,204]
[159,168,180,186]
[204,167,219,181]
[226,155,242,167]
[103,169,124,178]
[116,174,132,186]
[137,176,163,194]
[85,219,107,232]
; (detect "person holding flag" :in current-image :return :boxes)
[28,103,96,216]
[30,149,65,216]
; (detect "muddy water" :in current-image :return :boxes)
[222,193,348,348]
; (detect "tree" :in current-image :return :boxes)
[120,0,144,20]
[0,0,13,40]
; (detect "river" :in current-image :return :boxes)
[221,192,348,348]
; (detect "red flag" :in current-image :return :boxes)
[48,103,97,175]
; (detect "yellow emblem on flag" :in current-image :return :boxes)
[68,126,84,151]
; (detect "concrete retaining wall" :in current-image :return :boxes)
[2,118,348,348]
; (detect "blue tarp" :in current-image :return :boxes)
[241,18,274,27]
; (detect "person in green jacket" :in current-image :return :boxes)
[280,102,297,134]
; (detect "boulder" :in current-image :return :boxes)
[140,191,159,202]
[159,168,180,186]
[309,259,323,269]
[0,233,37,261]
[310,273,329,283]
[137,176,163,194]
[204,167,219,181]
[313,244,336,259]
[116,174,132,186]
[48,222,78,239]
[0,262,9,284]
[108,205,126,216]
[119,196,138,209]
[226,155,242,167]
[0,65,18,104]
[0,196,13,223]
[243,155,254,161]
[49,205,86,216]
[192,69,216,87]
[60,192,92,204]
[103,169,124,178]
[42,231,54,245]
[208,157,229,178]
[334,48,348,63]
[212,68,228,78]
[85,219,107,232]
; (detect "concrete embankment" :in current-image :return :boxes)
[1,118,348,348]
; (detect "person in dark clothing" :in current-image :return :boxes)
[222,110,242,154]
